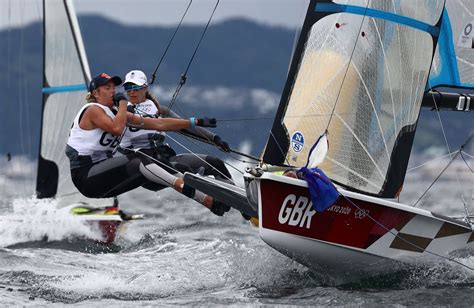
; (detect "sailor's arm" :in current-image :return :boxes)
[88,101,127,136]
[159,105,215,139]
[127,113,216,131]
[160,106,230,152]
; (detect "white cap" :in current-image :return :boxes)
[124,70,147,86]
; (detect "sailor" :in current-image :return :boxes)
[119,70,233,187]
[65,72,229,216]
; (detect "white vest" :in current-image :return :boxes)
[120,99,165,149]
[66,103,121,168]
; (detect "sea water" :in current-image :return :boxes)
[0,159,473,306]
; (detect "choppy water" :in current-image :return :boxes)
[0,161,473,306]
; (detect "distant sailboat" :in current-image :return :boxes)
[185,0,474,281]
[36,0,141,244]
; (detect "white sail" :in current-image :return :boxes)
[263,0,445,197]
[37,0,107,206]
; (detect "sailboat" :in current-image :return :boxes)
[36,0,141,244]
[185,0,473,281]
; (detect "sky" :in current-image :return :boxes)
[0,0,308,30]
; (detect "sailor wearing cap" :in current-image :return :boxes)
[117,70,233,216]
[65,72,227,215]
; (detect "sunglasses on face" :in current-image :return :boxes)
[124,84,146,92]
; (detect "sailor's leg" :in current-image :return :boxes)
[134,151,215,209]
[72,155,146,198]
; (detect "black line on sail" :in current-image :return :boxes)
[36,0,58,199]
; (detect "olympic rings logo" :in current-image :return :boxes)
[354,208,369,219]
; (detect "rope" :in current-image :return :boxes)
[150,0,193,85]
[460,151,474,173]
[170,130,248,175]
[217,117,275,122]
[461,151,474,159]
[406,151,458,173]
[178,131,261,162]
[166,133,238,180]
[269,131,293,168]
[128,102,261,170]
[341,194,474,271]
[425,82,472,221]
[168,0,220,112]
[412,135,474,231]
[412,150,461,207]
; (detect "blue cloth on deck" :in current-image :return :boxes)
[299,167,339,212]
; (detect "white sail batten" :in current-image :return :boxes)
[263,0,444,197]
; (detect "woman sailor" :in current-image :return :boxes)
[65,73,229,216]
[119,70,233,186]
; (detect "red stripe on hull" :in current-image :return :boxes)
[260,180,414,249]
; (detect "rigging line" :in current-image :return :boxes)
[269,131,293,168]
[186,134,258,174]
[325,4,369,131]
[413,135,474,211]
[427,81,471,220]
[217,117,275,122]
[179,131,261,162]
[460,151,474,173]
[110,113,144,156]
[168,0,220,111]
[217,113,342,122]
[150,0,193,85]
[166,133,240,179]
[130,104,257,176]
[341,194,474,271]
[412,149,460,207]
[171,131,248,176]
[176,135,246,176]
[132,104,261,162]
[225,152,262,165]
[461,151,474,160]
[406,150,458,173]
